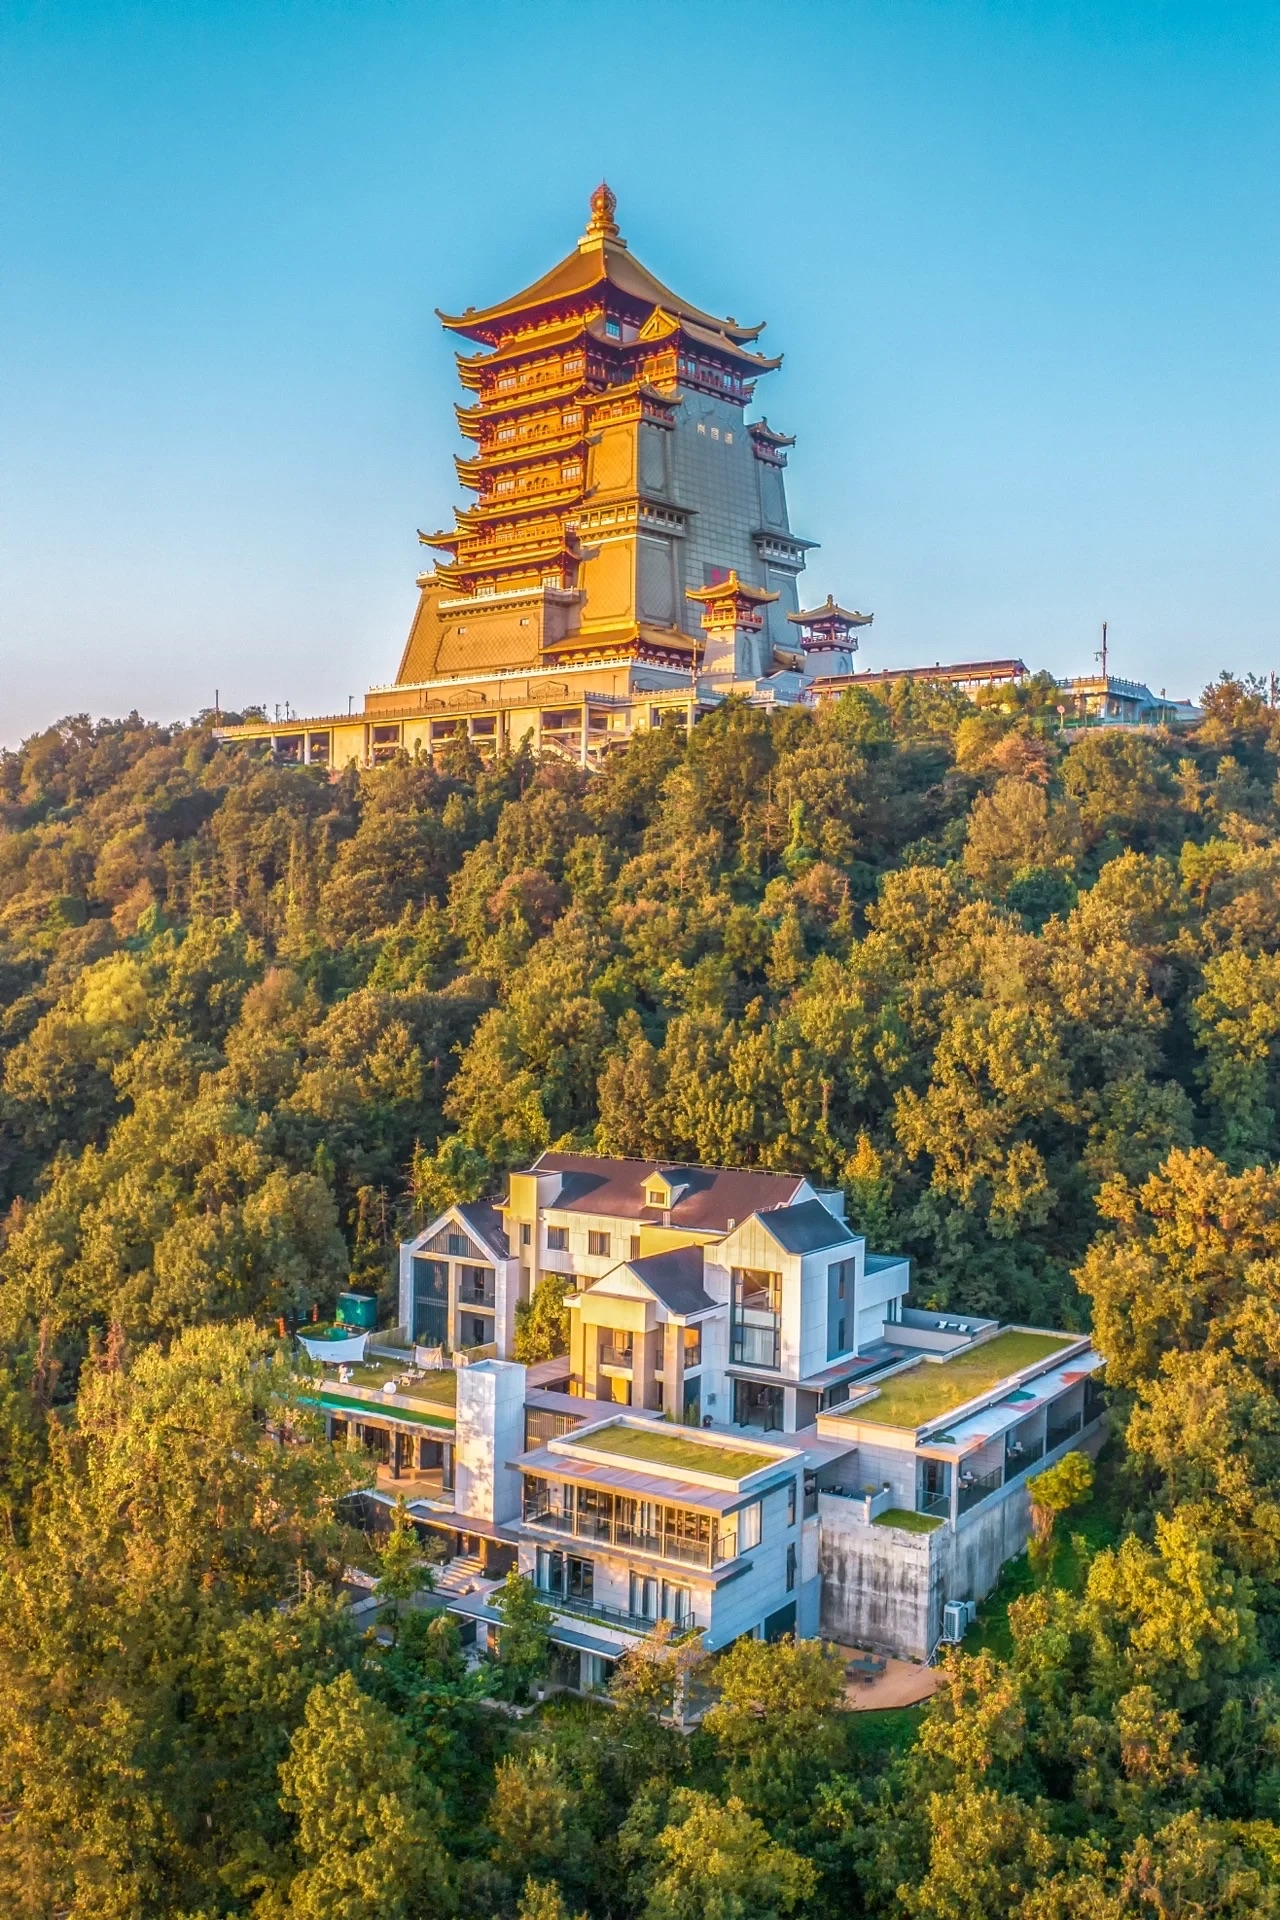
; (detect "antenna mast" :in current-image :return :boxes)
[1095,620,1109,680]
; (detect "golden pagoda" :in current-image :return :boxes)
[220,185,820,768]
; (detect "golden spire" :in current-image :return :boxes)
[580,180,623,248]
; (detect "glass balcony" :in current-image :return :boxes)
[1046,1408,1084,1453]
[522,1492,727,1569]
[536,1585,701,1636]
[956,1467,1002,1515]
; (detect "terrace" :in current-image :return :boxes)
[307,1359,458,1499]
[843,1331,1076,1434]
[566,1421,781,1482]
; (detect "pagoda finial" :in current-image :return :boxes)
[582,180,621,246]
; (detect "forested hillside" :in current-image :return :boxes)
[4,672,1280,1917]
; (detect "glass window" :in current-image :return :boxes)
[411,1257,448,1346]
[630,1236,642,1259]
[629,1571,658,1620]
[588,1231,611,1257]
[732,1268,782,1370]
[662,1582,692,1626]
[547,1225,568,1252]
[520,1222,532,1246]
[827,1257,855,1361]
[739,1501,763,1551]
[683,1325,702,1368]
[787,1478,797,1526]
[786,1543,797,1592]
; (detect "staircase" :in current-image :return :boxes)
[434,1552,489,1597]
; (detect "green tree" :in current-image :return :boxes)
[1026,1451,1095,1578]
[275,1669,444,1919]
[490,1571,552,1699]
[513,1273,572,1364]
[625,1789,816,1920]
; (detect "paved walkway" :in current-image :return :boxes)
[831,1643,940,1712]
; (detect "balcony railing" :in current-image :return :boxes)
[1004,1436,1044,1476]
[957,1468,1003,1515]
[1046,1409,1084,1453]
[524,1502,721,1569]
[536,1586,701,1636]
[916,1492,950,1520]
[599,1345,634,1369]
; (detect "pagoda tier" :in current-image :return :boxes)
[438,182,765,347]
[393,185,816,689]
[787,595,874,652]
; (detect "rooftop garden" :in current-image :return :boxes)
[321,1360,457,1407]
[572,1422,780,1480]
[850,1331,1076,1432]
[873,1508,945,1534]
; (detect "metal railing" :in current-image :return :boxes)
[536,1586,701,1636]
[1046,1409,1084,1453]
[523,1502,721,1569]
[956,1468,1002,1516]
[1004,1436,1044,1477]
[916,1492,950,1520]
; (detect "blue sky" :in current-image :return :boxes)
[3,0,1277,742]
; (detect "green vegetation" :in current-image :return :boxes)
[576,1421,779,1479]
[338,1359,458,1403]
[853,1329,1075,1429]
[872,1507,945,1533]
[6,673,1280,1913]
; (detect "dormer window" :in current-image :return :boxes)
[646,1188,666,1208]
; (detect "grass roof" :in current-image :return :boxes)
[873,1508,945,1534]
[574,1422,780,1480]
[338,1362,457,1407]
[852,1332,1075,1432]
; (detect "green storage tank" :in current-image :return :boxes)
[335,1290,378,1330]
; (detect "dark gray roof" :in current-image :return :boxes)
[626,1246,715,1317]
[524,1151,807,1232]
[755,1199,852,1256]
[458,1201,510,1259]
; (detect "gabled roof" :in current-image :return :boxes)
[437,184,764,348]
[414,1201,509,1263]
[753,1198,854,1257]
[625,1246,716,1318]
[458,1201,510,1258]
[519,1151,808,1233]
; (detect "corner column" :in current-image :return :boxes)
[663,1321,685,1420]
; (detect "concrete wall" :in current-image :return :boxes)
[818,1499,939,1658]
[819,1422,1106,1658]
[454,1361,526,1524]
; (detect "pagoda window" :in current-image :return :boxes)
[563,409,582,427]
[497,375,516,392]
[497,425,516,443]
[496,478,515,494]
[604,318,620,338]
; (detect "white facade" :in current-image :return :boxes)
[388,1154,1103,1668]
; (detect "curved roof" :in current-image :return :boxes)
[438,185,765,347]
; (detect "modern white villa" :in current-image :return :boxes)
[302,1151,1103,1681]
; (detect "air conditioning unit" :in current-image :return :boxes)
[940,1600,970,1644]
